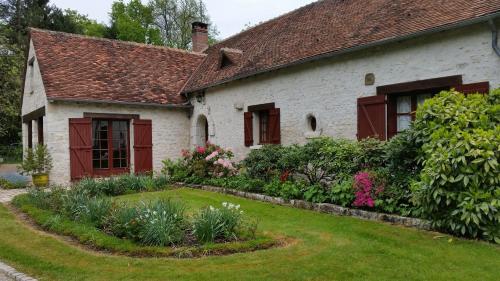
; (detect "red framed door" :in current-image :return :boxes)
[92,120,130,177]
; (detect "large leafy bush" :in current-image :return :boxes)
[413,89,499,242]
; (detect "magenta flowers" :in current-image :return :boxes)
[353,171,383,208]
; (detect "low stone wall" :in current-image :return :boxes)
[178,183,432,231]
[0,261,37,281]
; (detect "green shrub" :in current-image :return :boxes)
[358,138,386,168]
[303,184,328,203]
[413,89,500,242]
[62,190,112,226]
[25,186,65,211]
[162,159,190,181]
[192,202,243,243]
[136,200,186,246]
[243,145,286,181]
[329,178,355,207]
[104,204,140,240]
[283,138,361,185]
[73,174,170,197]
[263,178,305,200]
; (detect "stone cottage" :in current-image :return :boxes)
[21,0,500,184]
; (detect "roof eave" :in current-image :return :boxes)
[47,97,192,109]
[183,12,500,94]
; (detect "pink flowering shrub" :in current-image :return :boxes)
[353,171,384,208]
[180,142,237,178]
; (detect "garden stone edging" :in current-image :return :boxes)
[0,261,37,281]
[177,183,432,231]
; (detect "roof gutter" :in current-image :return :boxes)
[488,19,500,57]
[47,97,193,109]
[184,12,500,94]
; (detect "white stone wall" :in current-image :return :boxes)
[45,102,190,185]
[21,40,47,149]
[191,23,500,160]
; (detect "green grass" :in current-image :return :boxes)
[1,188,499,281]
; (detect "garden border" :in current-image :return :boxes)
[177,183,432,231]
[0,261,37,281]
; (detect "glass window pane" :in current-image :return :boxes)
[100,150,108,160]
[92,150,99,160]
[101,160,108,169]
[113,159,120,168]
[113,150,119,158]
[397,115,412,132]
[417,94,432,107]
[120,150,127,158]
[100,140,108,149]
[397,96,411,113]
[93,160,100,169]
[100,122,108,131]
[121,159,127,168]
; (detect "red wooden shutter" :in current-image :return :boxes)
[454,82,490,95]
[244,112,253,147]
[69,118,92,181]
[357,95,386,140]
[269,108,281,144]
[133,119,153,174]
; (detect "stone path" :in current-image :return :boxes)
[0,189,37,281]
[0,189,27,203]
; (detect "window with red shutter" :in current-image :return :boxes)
[357,95,386,140]
[269,108,281,144]
[69,118,93,181]
[133,119,153,174]
[244,112,253,147]
[454,82,490,95]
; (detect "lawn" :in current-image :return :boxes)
[0,188,499,281]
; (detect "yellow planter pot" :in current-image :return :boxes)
[32,173,49,188]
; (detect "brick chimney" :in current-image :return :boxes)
[192,22,209,52]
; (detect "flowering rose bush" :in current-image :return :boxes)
[169,142,237,179]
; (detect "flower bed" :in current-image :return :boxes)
[11,176,281,257]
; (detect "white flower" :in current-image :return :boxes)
[235,205,240,210]
[222,202,228,207]
[163,211,166,215]
[240,211,244,214]
[153,211,157,215]
[209,206,215,211]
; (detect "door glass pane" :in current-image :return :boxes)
[92,120,109,169]
[111,121,128,168]
[397,96,411,113]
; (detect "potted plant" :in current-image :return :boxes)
[19,145,53,187]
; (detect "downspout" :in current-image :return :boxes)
[489,19,500,57]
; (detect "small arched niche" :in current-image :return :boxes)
[195,114,209,146]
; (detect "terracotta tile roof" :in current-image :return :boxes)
[184,0,500,93]
[30,28,205,105]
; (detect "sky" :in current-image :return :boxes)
[50,0,317,40]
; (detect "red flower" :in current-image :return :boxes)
[280,170,290,183]
[196,146,206,154]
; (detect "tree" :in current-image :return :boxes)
[110,0,162,45]
[0,1,109,145]
[149,0,218,50]
[0,24,22,144]
[62,9,110,38]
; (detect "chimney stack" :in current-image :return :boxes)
[192,22,209,53]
